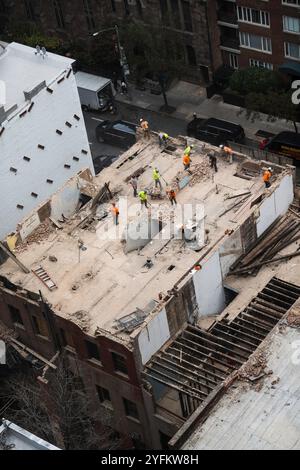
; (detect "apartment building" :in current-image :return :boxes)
[0,130,296,448]
[0,42,94,241]
[209,0,300,73]
[0,0,212,82]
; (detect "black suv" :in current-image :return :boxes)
[96,120,136,149]
[187,117,245,146]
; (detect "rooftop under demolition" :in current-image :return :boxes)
[0,134,297,342]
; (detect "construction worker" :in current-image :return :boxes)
[208,150,218,172]
[111,202,119,225]
[140,118,150,140]
[263,167,272,188]
[220,144,233,163]
[152,167,162,190]
[159,132,169,147]
[138,190,149,208]
[184,144,194,157]
[167,188,177,206]
[183,153,191,171]
[130,176,138,197]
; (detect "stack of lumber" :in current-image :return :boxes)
[230,215,300,276]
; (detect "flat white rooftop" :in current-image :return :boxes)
[75,71,110,92]
[183,311,300,450]
[0,137,290,342]
[0,420,59,450]
[0,42,74,110]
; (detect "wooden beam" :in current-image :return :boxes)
[0,242,30,274]
[176,337,238,369]
[153,356,214,391]
[187,326,252,357]
[163,351,220,385]
[184,328,247,361]
[144,368,205,400]
[168,346,226,380]
[10,338,57,369]
[211,324,258,349]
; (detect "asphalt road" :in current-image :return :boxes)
[83,103,259,173]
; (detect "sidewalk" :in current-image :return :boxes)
[116,80,297,140]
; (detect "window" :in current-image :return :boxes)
[285,41,300,60]
[282,0,300,6]
[283,16,300,33]
[96,385,111,405]
[60,328,75,348]
[112,352,128,375]
[160,0,169,25]
[249,58,273,70]
[170,0,181,29]
[24,0,35,20]
[53,0,65,28]
[8,305,23,326]
[123,398,139,420]
[186,45,197,66]
[239,32,272,53]
[237,7,270,27]
[123,0,130,15]
[181,0,193,32]
[83,0,95,31]
[136,0,143,17]
[32,314,49,338]
[85,340,101,361]
[229,53,239,70]
[111,0,116,12]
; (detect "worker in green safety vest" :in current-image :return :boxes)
[152,167,162,190]
[138,190,149,208]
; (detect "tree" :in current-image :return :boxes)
[230,68,299,133]
[244,90,300,133]
[1,350,122,450]
[120,21,185,109]
[229,67,285,95]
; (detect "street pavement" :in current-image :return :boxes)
[116,80,297,140]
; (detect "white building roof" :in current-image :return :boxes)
[183,322,300,450]
[0,42,74,110]
[75,71,111,92]
[0,420,60,450]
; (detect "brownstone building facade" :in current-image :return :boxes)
[0,0,212,82]
[208,0,300,73]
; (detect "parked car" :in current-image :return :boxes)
[187,117,245,146]
[96,120,137,149]
[93,155,118,175]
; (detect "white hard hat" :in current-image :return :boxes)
[219,145,224,149]
[268,167,272,171]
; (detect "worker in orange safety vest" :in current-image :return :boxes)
[263,167,272,188]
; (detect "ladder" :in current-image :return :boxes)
[32,265,57,291]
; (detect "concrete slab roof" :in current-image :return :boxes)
[0,136,291,340]
[182,306,300,450]
[0,420,60,450]
[0,42,74,110]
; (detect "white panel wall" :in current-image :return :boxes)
[193,251,226,317]
[256,174,294,238]
[0,70,94,240]
[274,174,294,217]
[50,181,80,220]
[138,308,170,365]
